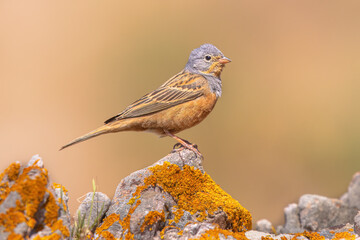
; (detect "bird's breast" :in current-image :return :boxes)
[117,91,218,136]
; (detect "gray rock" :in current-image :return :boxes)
[27,154,44,168]
[75,192,111,232]
[354,211,360,235]
[279,203,303,233]
[0,191,21,214]
[299,194,358,231]
[53,184,71,233]
[245,230,296,240]
[95,149,251,240]
[341,172,360,209]
[0,155,71,239]
[255,219,273,233]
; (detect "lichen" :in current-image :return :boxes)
[8,232,24,240]
[44,190,60,226]
[0,162,21,205]
[118,199,142,240]
[140,162,252,232]
[293,231,325,240]
[52,183,68,194]
[0,161,69,239]
[140,210,165,232]
[51,219,70,238]
[32,233,62,240]
[195,227,250,240]
[95,213,120,234]
[333,231,355,240]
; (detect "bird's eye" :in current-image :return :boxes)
[204,55,212,61]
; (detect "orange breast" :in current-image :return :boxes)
[111,91,218,136]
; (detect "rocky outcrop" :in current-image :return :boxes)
[94,150,252,239]
[2,151,360,239]
[0,155,70,240]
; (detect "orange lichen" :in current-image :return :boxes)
[8,232,24,240]
[293,231,325,240]
[0,207,26,232]
[173,207,184,224]
[195,227,250,240]
[44,190,60,226]
[50,219,70,238]
[95,213,120,234]
[139,162,251,232]
[52,183,68,213]
[98,231,117,240]
[0,162,21,205]
[140,210,165,232]
[13,165,48,217]
[118,199,142,240]
[160,225,181,239]
[0,161,69,239]
[32,233,61,240]
[52,183,68,194]
[333,231,356,240]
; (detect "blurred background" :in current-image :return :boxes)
[1,0,360,226]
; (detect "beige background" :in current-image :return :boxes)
[1,1,360,225]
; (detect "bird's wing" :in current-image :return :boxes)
[104,72,208,124]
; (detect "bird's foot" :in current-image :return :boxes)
[171,142,202,159]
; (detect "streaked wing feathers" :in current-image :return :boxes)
[104,72,207,124]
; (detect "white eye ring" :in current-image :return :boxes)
[204,55,212,62]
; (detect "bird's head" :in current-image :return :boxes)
[185,44,231,77]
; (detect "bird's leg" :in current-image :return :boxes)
[164,130,202,158]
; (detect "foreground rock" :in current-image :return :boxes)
[0,155,70,239]
[95,150,252,239]
[2,151,360,239]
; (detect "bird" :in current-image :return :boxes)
[60,44,231,157]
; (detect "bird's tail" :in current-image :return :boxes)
[60,124,113,150]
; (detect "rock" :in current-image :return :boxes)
[298,194,358,231]
[75,192,111,234]
[354,211,360,235]
[278,203,303,233]
[95,149,252,240]
[0,155,70,239]
[255,219,273,233]
[341,172,360,209]
[245,230,295,240]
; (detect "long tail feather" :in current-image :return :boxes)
[60,125,112,150]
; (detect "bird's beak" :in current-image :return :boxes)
[218,57,231,64]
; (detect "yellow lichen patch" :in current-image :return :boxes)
[333,231,356,240]
[195,227,250,240]
[12,165,48,217]
[140,210,165,232]
[8,232,24,240]
[0,162,21,204]
[293,231,325,240]
[32,233,61,240]
[50,219,70,238]
[118,199,142,240]
[160,225,181,239]
[98,230,117,240]
[141,162,251,232]
[52,183,68,212]
[44,190,60,226]
[52,183,68,194]
[95,213,120,234]
[0,207,26,232]
[173,207,184,224]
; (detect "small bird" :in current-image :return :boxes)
[60,44,231,157]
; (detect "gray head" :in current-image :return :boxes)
[185,44,231,77]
